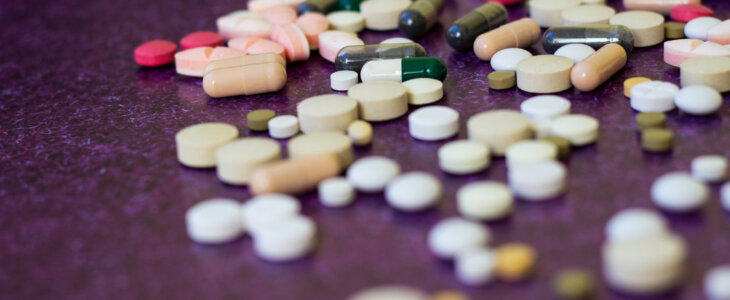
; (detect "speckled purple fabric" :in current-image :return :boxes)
[2,0,730,299]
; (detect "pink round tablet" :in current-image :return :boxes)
[318,31,364,63]
[180,31,224,50]
[229,37,286,59]
[707,20,730,45]
[671,4,713,22]
[663,39,730,67]
[487,0,522,5]
[263,5,298,25]
[295,13,329,50]
[134,40,177,67]
[271,23,310,62]
[175,47,245,77]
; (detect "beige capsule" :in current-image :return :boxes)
[203,62,287,98]
[249,154,340,195]
[204,53,286,76]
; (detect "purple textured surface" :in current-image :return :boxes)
[2,0,730,299]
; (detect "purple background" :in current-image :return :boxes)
[2,0,730,299]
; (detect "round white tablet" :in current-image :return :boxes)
[347,285,429,300]
[252,215,316,262]
[651,172,708,213]
[331,70,359,91]
[554,44,596,63]
[605,208,668,242]
[692,155,728,182]
[385,172,442,212]
[705,265,730,300]
[685,17,722,41]
[241,193,301,234]
[319,177,355,207]
[457,181,513,221]
[428,217,490,259]
[438,140,490,174]
[505,140,558,167]
[561,5,615,26]
[722,182,730,212]
[675,85,722,115]
[268,115,299,139]
[380,37,415,44]
[186,198,243,244]
[521,95,571,120]
[402,78,443,105]
[509,160,567,201]
[346,156,401,192]
[455,247,498,285]
[408,106,459,141]
[490,48,534,71]
[549,114,599,146]
[326,11,365,32]
[631,81,679,112]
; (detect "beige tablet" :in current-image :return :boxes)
[216,138,281,185]
[610,11,664,48]
[175,122,239,168]
[297,94,359,133]
[348,81,408,121]
[516,55,574,94]
[288,131,354,168]
[467,110,532,156]
[680,56,730,92]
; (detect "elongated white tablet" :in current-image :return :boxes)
[509,160,567,201]
[691,155,728,182]
[346,156,401,192]
[605,208,668,242]
[241,193,301,234]
[457,181,513,221]
[403,78,443,105]
[675,85,722,115]
[651,172,708,213]
[428,217,490,259]
[186,198,243,244]
[268,115,299,139]
[685,17,722,40]
[505,140,558,167]
[520,95,571,120]
[327,11,365,32]
[549,114,599,146]
[331,70,359,91]
[176,123,239,168]
[455,247,498,285]
[491,48,534,72]
[252,215,316,262]
[385,172,442,212]
[318,177,355,207]
[408,106,459,141]
[216,138,281,185]
[348,285,429,300]
[554,44,596,63]
[438,140,490,174]
[631,81,679,112]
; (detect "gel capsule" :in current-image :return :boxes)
[398,0,444,39]
[297,0,338,15]
[571,43,627,91]
[542,25,635,54]
[360,57,447,83]
[446,2,508,51]
[335,43,427,72]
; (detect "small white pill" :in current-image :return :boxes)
[241,193,301,234]
[509,160,567,201]
[705,265,730,300]
[554,44,596,63]
[186,198,243,244]
[505,140,558,167]
[438,140,490,174]
[331,70,359,91]
[549,114,599,146]
[490,48,533,71]
[520,95,571,120]
[326,11,365,32]
[631,81,679,113]
[651,172,708,213]
[455,247,498,286]
[402,78,443,105]
[380,37,415,44]
[605,208,668,242]
[428,217,490,259]
[346,156,401,192]
[408,106,459,141]
[252,215,316,262]
[675,85,722,115]
[692,155,728,182]
[722,182,730,212]
[685,17,722,40]
[347,285,429,300]
[385,172,442,212]
[531,118,553,139]
[319,177,355,207]
[457,181,513,221]
[268,115,299,139]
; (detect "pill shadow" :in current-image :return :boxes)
[606,284,684,300]
[674,113,722,130]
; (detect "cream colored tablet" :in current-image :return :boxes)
[529,0,582,27]
[216,138,281,185]
[347,120,373,146]
[457,181,513,221]
[252,215,317,262]
[348,285,429,300]
[505,140,558,167]
[520,95,571,120]
[176,122,239,168]
[297,94,359,133]
[680,56,730,92]
[288,131,354,168]
[403,78,444,105]
[360,0,411,31]
[327,11,365,32]
[438,140,491,174]
[186,198,243,244]
[348,81,408,121]
[467,110,532,156]
[549,114,599,146]
[610,11,665,48]
[509,160,567,201]
[562,5,615,26]
[516,55,574,93]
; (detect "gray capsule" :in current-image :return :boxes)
[542,25,635,54]
[335,43,427,72]
[445,2,508,52]
[398,0,444,39]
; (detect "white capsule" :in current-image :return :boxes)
[360,58,402,82]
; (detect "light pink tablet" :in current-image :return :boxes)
[175,47,245,77]
[229,37,286,59]
[318,31,364,63]
[216,11,273,40]
[263,5,298,25]
[664,39,730,67]
[296,13,330,50]
[271,23,310,62]
[707,20,730,45]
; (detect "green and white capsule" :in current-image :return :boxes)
[360,57,447,83]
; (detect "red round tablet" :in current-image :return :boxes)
[134,40,177,67]
[671,4,714,23]
[180,31,224,50]
[487,0,523,5]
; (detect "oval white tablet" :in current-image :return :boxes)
[490,48,533,71]
[319,177,355,207]
[408,106,459,141]
[651,172,708,213]
[438,140,491,174]
[605,208,668,242]
[675,85,722,115]
[505,140,558,167]
[326,11,365,32]
[722,182,730,212]
[455,247,498,285]
[268,115,299,139]
[252,215,316,262]
[380,37,415,44]
[549,114,599,146]
[457,181,513,221]
[691,155,728,182]
[385,172,442,212]
[520,95,571,120]
[347,285,429,300]
[186,198,243,244]
[242,193,301,234]
[705,265,730,300]
[346,156,401,192]
[554,44,596,63]
[631,81,679,112]
[509,160,567,201]
[428,217,490,259]
[331,70,359,91]
[685,17,722,41]
[403,78,443,105]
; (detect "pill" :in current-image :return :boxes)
[228,37,286,59]
[521,95,571,120]
[630,81,679,112]
[561,5,616,26]
[295,13,330,49]
[297,94,358,133]
[610,11,665,48]
[467,110,532,156]
[516,55,574,94]
[691,155,728,182]
[605,208,668,242]
[474,18,541,61]
[249,153,340,195]
[438,140,490,174]
[252,215,316,262]
[318,30,365,62]
[489,0,523,4]
[550,114,599,146]
[495,243,537,281]
[671,4,713,22]
[360,0,411,31]
[185,198,243,244]
[288,131,354,167]
[652,172,708,212]
[202,56,287,98]
[622,0,700,15]
[641,128,673,152]
[446,2,508,51]
[705,265,730,300]
[529,0,581,28]
[624,77,652,97]
[134,40,177,67]
[248,0,306,13]
[176,123,239,168]
[331,70,359,91]
[242,193,301,234]
[318,177,355,207]
[360,57,447,83]
[398,0,444,39]
[430,291,470,300]
[380,37,415,44]
[347,120,373,146]
[685,17,721,40]
[263,5,298,25]
[180,31,224,51]
[347,156,400,192]
[665,22,687,39]
[723,183,730,212]
[541,136,571,158]
[348,81,408,121]
[542,25,635,54]
[457,181,513,221]
[509,160,567,201]
[216,138,281,185]
[428,217,490,259]
[386,172,442,212]
[298,0,338,15]
[403,78,443,105]
[268,115,300,139]
[490,48,533,72]
[554,44,596,63]
[571,43,628,92]
[582,0,605,3]
[506,140,558,167]
[675,85,722,115]
[708,20,730,44]
[552,268,596,300]
[335,43,427,72]
[247,109,276,131]
[175,47,245,77]
[348,285,429,300]
[204,52,286,76]
[455,248,498,286]
[327,11,365,32]
[408,106,459,141]
[271,23,311,62]
[488,71,516,90]
[635,112,666,130]
[532,119,553,139]
[337,0,364,11]
[216,10,272,39]
[680,56,730,92]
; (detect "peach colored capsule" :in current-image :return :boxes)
[708,20,730,45]
[271,23,311,62]
[228,37,286,60]
[571,44,627,92]
[474,18,541,61]
[204,53,286,76]
[175,47,245,77]
[203,62,287,98]
[249,154,340,195]
[263,5,298,25]
[623,0,700,15]
[319,30,365,63]
[296,13,330,50]
[664,39,730,67]
[216,11,273,40]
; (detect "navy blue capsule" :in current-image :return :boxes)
[398,0,444,39]
[445,2,508,52]
[542,25,635,54]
